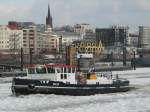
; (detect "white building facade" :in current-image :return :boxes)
[0,25,23,53]
[139,26,150,49]
[22,25,62,55]
[55,31,81,53]
[38,31,60,54]
[127,33,138,47]
[22,26,38,54]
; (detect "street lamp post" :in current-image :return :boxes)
[111,51,114,66]
[77,52,82,72]
[123,46,127,66]
[20,48,23,71]
[133,50,136,70]
[29,48,33,65]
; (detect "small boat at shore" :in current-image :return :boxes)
[11,64,130,96]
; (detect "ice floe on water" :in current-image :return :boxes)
[0,68,150,112]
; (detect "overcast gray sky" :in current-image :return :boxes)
[0,0,150,32]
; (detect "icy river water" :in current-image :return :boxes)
[0,68,150,112]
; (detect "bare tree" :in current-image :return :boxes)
[9,33,22,64]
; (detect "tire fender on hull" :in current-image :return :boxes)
[28,84,36,91]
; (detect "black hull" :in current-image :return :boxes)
[12,78,130,96]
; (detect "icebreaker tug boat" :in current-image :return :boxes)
[11,64,130,96]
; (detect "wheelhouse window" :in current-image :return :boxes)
[68,68,71,73]
[56,68,62,73]
[28,68,35,74]
[60,74,67,79]
[61,74,63,79]
[47,67,55,73]
[64,68,69,73]
[64,68,66,73]
[64,74,67,79]
[72,68,76,73]
[36,66,47,74]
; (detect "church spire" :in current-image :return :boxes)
[46,4,53,28]
[48,4,50,18]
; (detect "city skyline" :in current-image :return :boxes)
[0,0,150,32]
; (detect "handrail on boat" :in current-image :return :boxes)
[24,64,77,68]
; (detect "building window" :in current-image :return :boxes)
[30,37,34,40]
[23,30,27,32]
[23,37,26,39]
[88,43,91,46]
[29,33,34,36]
[29,30,34,32]
[30,44,34,47]
[93,48,95,51]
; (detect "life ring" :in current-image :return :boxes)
[28,84,35,90]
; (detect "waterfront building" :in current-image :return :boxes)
[96,26,128,47]
[8,21,35,29]
[83,29,96,40]
[23,25,61,55]
[128,33,139,47]
[36,24,47,33]
[66,46,77,66]
[74,23,90,35]
[39,31,60,54]
[66,40,104,66]
[55,31,81,53]
[22,26,38,54]
[0,25,23,53]
[74,23,95,40]
[72,40,104,55]
[139,26,150,49]
[36,32,49,54]
[54,25,74,32]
